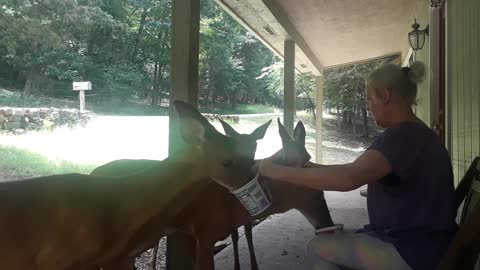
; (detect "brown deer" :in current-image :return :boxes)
[212,119,334,270]
[90,119,272,270]
[221,119,335,270]
[94,119,334,270]
[0,100,258,270]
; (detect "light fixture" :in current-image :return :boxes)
[408,19,429,51]
[428,0,446,8]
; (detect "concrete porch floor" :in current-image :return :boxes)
[214,187,369,270]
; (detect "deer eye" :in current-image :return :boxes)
[222,160,235,168]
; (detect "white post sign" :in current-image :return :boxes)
[73,81,92,112]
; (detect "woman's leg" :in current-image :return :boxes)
[307,233,412,270]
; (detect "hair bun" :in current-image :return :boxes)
[408,61,426,84]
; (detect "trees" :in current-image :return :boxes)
[0,0,147,99]
[0,0,396,117]
[0,0,282,112]
[257,61,317,119]
[323,56,398,137]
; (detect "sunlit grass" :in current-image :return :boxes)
[0,145,96,178]
[0,116,170,166]
[201,103,278,115]
[0,111,369,180]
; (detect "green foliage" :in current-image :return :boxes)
[257,61,317,111]
[0,89,77,108]
[0,0,284,113]
[323,56,398,114]
[200,103,275,115]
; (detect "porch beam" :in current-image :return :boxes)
[263,0,323,74]
[315,75,324,163]
[167,0,201,269]
[284,39,296,135]
[429,7,444,143]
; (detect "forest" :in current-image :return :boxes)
[0,0,395,134]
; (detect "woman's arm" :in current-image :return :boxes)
[260,149,392,191]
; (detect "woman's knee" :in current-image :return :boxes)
[307,235,335,259]
[307,236,322,256]
[307,236,345,270]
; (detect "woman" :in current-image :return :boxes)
[259,62,458,270]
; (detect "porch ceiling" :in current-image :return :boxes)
[215,0,416,75]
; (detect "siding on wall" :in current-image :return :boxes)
[448,0,480,184]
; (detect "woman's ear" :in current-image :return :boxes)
[382,88,392,104]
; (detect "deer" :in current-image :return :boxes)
[93,118,334,270]
[220,119,335,270]
[0,100,259,270]
[90,119,272,270]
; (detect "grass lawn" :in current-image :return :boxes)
[200,103,278,115]
[1,89,278,116]
[0,145,96,178]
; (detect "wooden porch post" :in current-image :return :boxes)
[167,0,200,269]
[430,6,446,145]
[315,75,324,163]
[284,39,296,135]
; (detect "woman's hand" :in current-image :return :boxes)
[259,155,281,179]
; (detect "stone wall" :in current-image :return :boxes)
[204,114,239,123]
[0,107,93,134]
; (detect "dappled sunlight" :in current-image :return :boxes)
[0,115,283,168]
[0,114,366,172]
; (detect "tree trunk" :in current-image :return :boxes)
[352,92,357,138]
[151,30,168,107]
[130,7,148,62]
[151,60,159,107]
[231,94,237,110]
[342,111,348,124]
[300,86,316,122]
[362,107,369,138]
[336,107,342,131]
[23,68,47,95]
[352,107,357,139]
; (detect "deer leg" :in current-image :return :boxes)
[244,224,259,270]
[194,239,215,270]
[149,241,159,270]
[100,256,136,270]
[231,228,241,270]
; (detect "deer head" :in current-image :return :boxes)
[219,118,271,157]
[276,118,311,167]
[174,100,260,191]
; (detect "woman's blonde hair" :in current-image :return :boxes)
[367,61,426,105]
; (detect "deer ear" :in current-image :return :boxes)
[179,118,206,145]
[249,119,271,141]
[219,119,240,137]
[174,100,220,145]
[277,118,293,147]
[293,121,306,146]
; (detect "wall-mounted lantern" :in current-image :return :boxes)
[408,19,429,51]
[429,0,446,8]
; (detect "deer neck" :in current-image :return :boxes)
[114,148,210,233]
[262,178,334,228]
[260,177,322,212]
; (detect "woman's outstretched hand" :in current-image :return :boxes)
[259,156,275,178]
[259,150,283,179]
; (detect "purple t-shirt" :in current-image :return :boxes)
[359,122,458,270]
